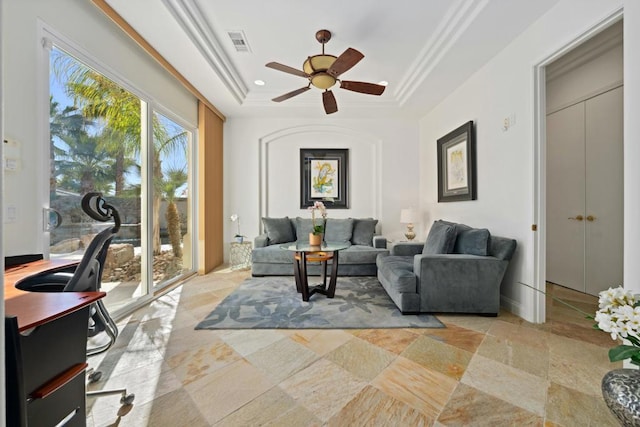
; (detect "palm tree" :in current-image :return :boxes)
[52,50,140,195]
[55,131,115,195]
[53,49,189,254]
[49,98,89,198]
[159,166,188,258]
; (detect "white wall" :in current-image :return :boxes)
[418,0,625,322]
[623,0,640,294]
[2,0,197,256]
[224,117,420,252]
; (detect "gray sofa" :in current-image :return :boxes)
[376,220,517,315]
[251,217,388,276]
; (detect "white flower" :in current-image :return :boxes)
[230,214,239,222]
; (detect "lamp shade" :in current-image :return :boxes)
[400,209,417,224]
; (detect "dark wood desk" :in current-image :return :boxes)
[5,259,106,427]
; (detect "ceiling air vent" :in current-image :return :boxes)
[227,30,251,53]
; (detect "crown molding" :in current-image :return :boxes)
[546,21,622,82]
[394,0,489,106]
[162,0,247,104]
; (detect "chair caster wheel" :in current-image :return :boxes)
[121,393,135,406]
[88,371,102,383]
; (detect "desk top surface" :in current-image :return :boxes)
[5,259,106,332]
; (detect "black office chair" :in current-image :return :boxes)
[18,192,135,405]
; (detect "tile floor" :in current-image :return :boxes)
[85,269,622,426]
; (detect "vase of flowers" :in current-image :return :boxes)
[230,214,245,243]
[595,286,640,425]
[307,201,327,245]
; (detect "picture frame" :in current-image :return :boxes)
[437,121,476,202]
[300,148,349,209]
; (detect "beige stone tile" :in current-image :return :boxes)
[139,388,209,427]
[215,386,300,426]
[545,381,619,426]
[163,323,228,357]
[547,352,611,397]
[350,328,420,354]
[437,383,542,426]
[326,385,433,426]
[548,333,616,368]
[547,334,618,396]
[423,323,486,353]
[218,329,285,356]
[279,359,368,422]
[262,406,323,427]
[439,314,499,333]
[547,319,614,348]
[477,334,549,378]
[184,359,274,424]
[461,354,548,416]
[245,337,320,383]
[371,356,457,419]
[288,329,354,355]
[87,359,181,409]
[166,338,243,385]
[486,320,550,350]
[402,335,473,380]
[90,345,165,380]
[325,337,396,381]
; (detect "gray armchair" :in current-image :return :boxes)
[376,220,517,315]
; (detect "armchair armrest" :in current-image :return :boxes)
[414,254,509,314]
[373,235,387,249]
[391,242,423,256]
[254,233,269,248]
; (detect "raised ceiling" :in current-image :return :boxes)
[104,0,561,119]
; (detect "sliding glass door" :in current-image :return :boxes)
[47,45,195,315]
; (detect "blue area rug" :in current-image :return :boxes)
[196,276,444,329]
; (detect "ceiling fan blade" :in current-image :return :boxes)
[340,80,386,96]
[323,90,338,114]
[327,48,364,77]
[265,62,309,78]
[272,86,311,102]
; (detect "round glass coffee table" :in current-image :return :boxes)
[281,242,350,302]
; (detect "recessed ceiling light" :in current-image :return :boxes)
[254,80,265,86]
[378,81,388,86]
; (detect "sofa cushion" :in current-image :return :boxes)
[324,218,354,244]
[376,255,416,293]
[423,220,456,255]
[453,224,490,256]
[262,217,295,244]
[295,217,315,242]
[251,244,295,264]
[340,245,387,264]
[351,218,378,246]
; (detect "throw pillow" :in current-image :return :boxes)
[454,226,490,256]
[262,217,295,244]
[295,217,315,242]
[423,220,457,255]
[324,218,354,244]
[351,218,378,246]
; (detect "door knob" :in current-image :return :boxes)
[586,215,596,222]
[568,215,584,221]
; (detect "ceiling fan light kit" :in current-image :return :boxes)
[266,29,386,114]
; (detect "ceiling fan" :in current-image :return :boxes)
[265,29,386,114]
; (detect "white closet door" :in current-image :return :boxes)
[546,102,586,292]
[585,86,624,295]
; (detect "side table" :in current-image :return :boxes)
[230,241,252,270]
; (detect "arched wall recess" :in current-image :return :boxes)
[258,124,382,231]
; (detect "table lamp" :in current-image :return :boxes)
[400,208,417,241]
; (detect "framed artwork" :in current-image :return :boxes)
[300,148,349,209]
[437,121,476,202]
